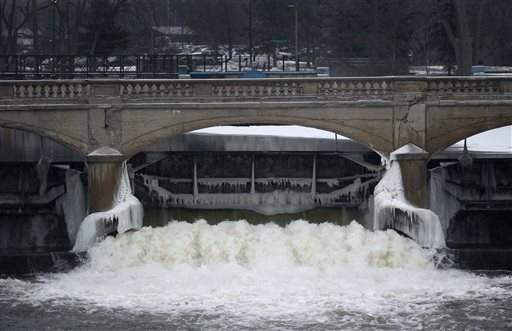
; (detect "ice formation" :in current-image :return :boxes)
[429,164,462,234]
[56,169,87,245]
[140,174,377,215]
[373,159,445,248]
[73,162,143,252]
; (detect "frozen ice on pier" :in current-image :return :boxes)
[73,162,143,252]
[429,165,462,234]
[373,157,445,248]
[56,169,87,245]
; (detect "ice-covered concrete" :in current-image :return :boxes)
[73,162,143,252]
[140,173,377,215]
[373,153,445,248]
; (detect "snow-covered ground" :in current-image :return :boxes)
[194,125,512,153]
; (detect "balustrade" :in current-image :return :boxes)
[427,78,500,95]
[13,82,90,98]
[316,79,394,97]
[1,77,511,100]
[211,81,303,97]
[120,82,194,97]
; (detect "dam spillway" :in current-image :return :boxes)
[134,151,379,215]
[1,126,512,270]
[1,127,512,329]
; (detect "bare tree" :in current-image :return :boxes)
[0,0,33,53]
[440,0,487,75]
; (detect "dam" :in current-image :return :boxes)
[4,0,512,326]
[1,121,512,271]
[2,78,512,330]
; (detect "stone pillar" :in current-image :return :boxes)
[393,81,428,151]
[86,149,125,213]
[390,144,429,208]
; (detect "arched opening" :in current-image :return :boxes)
[428,126,512,250]
[0,121,89,157]
[0,126,87,260]
[428,118,512,156]
[453,125,512,153]
[119,113,393,159]
[126,125,383,229]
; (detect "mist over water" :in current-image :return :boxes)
[2,220,512,330]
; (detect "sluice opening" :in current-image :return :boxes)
[0,127,86,274]
[128,126,382,229]
[427,128,512,269]
[4,124,512,274]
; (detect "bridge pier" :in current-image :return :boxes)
[374,144,444,248]
[73,148,143,252]
[86,150,125,213]
[390,144,429,208]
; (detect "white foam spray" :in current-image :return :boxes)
[86,220,432,271]
[7,220,506,325]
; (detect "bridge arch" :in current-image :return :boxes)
[0,122,88,157]
[428,119,512,155]
[120,114,393,159]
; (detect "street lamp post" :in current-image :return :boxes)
[51,0,58,54]
[249,0,253,66]
[288,2,299,72]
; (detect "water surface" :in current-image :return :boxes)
[1,220,511,330]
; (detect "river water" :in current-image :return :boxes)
[1,218,512,330]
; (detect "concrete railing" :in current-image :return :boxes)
[0,76,511,100]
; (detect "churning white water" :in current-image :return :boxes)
[2,220,510,330]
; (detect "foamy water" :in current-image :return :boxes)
[1,220,511,330]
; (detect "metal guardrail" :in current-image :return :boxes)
[0,54,311,80]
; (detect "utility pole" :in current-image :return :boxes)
[167,0,171,26]
[167,0,178,26]
[174,0,178,26]
[31,0,39,53]
[249,0,253,66]
[51,0,58,53]
[288,1,299,72]
[294,1,298,71]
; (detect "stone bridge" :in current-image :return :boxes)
[1,76,512,213]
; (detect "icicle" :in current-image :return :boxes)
[56,169,87,245]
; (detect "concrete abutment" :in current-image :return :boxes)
[86,152,125,213]
[390,144,430,209]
